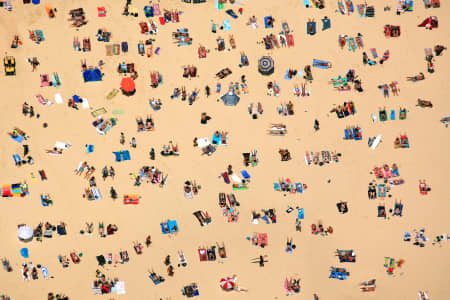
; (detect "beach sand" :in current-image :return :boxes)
[1,0,450,299]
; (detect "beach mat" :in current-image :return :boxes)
[91,107,106,117]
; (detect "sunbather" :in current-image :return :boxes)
[133,241,143,254]
[390,81,400,96]
[406,72,425,81]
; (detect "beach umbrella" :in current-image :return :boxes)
[120,77,136,95]
[258,56,274,75]
[220,277,235,291]
[18,225,33,242]
[221,91,240,106]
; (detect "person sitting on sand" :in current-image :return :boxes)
[285,238,296,253]
[85,222,94,235]
[145,235,152,247]
[434,45,446,56]
[136,117,145,132]
[145,115,155,130]
[133,241,143,254]
[106,224,118,235]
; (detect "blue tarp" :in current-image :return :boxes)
[83,68,102,82]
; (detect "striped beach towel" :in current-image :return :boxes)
[4,1,12,11]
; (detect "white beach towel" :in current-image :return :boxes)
[231,173,242,183]
[115,281,126,295]
[371,134,382,150]
[82,98,90,109]
[197,138,210,147]
[54,93,63,104]
[55,142,72,149]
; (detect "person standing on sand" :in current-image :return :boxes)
[131,137,136,148]
[150,148,155,160]
[120,132,125,145]
[314,119,320,131]
[227,165,233,175]
[23,144,29,156]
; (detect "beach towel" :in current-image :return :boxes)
[357,4,366,16]
[115,281,126,295]
[226,9,238,19]
[20,248,29,258]
[41,266,49,278]
[231,173,242,183]
[152,3,161,15]
[13,154,21,165]
[322,17,331,30]
[196,138,210,147]
[144,5,154,17]
[241,170,250,180]
[92,188,102,200]
[297,208,304,219]
[97,7,106,17]
[365,6,375,17]
[313,59,331,69]
[307,21,316,35]
[3,1,12,11]
[86,144,94,153]
[370,48,378,58]
[82,98,90,109]
[223,20,231,31]
[54,93,63,104]
[91,107,106,117]
[55,142,70,149]
[215,0,225,9]
[264,16,273,28]
[121,41,128,53]
[390,109,396,120]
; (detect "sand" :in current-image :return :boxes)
[1,0,450,299]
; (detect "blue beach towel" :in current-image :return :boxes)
[13,154,21,164]
[264,16,273,28]
[20,248,29,258]
[322,17,331,30]
[241,170,250,179]
[41,267,49,278]
[313,59,331,69]
[11,135,24,143]
[223,20,231,31]
[390,109,396,120]
[122,150,131,161]
[297,208,304,219]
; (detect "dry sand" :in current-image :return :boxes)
[1,0,450,299]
